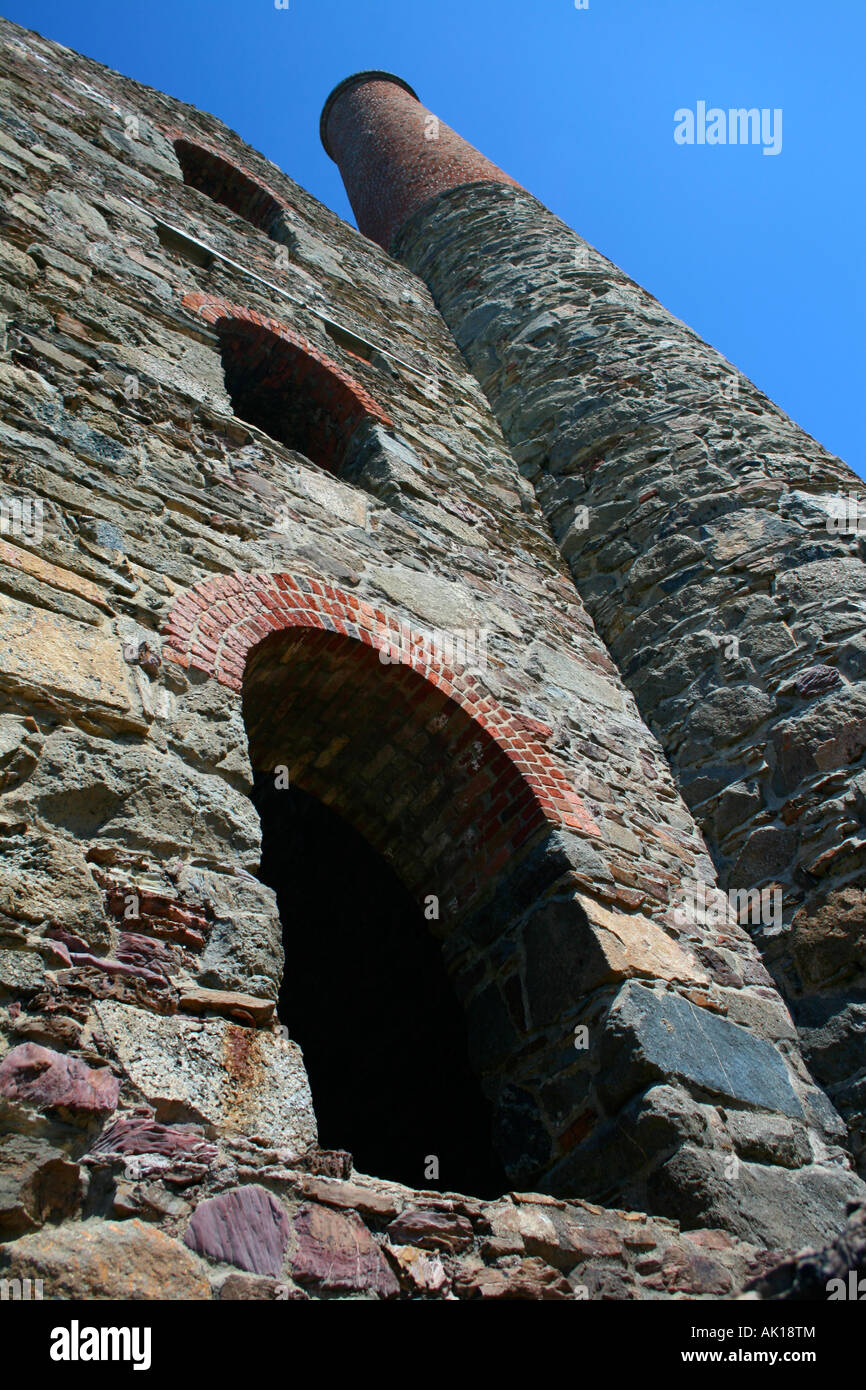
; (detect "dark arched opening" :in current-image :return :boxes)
[214,318,370,473]
[242,624,558,1195]
[173,138,294,247]
[252,776,507,1196]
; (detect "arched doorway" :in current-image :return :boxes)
[165,569,599,1195]
[165,570,833,1229]
[253,776,507,1196]
[241,622,560,1195]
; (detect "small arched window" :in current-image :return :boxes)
[183,296,395,482]
[173,138,294,247]
[218,325,390,479]
[218,319,367,471]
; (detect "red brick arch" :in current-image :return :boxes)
[163,570,598,844]
[183,294,392,441]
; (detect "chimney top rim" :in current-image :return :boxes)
[320,71,420,158]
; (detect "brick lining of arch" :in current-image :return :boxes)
[164,126,295,246]
[183,295,393,468]
[164,571,599,908]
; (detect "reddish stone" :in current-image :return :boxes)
[386,1207,473,1253]
[794,665,841,699]
[185,1185,291,1278]
[91,1115,217,1166]
[660,1244,733,1296]
[66,950,170,988]
[683,1228,736,1252]
[0,1043,119,1122]
[292,1175,399,1219]
[559,1222,625,1261]
[290,1202,399,1297]
[456,1256,571,1301]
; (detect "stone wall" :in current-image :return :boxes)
[0,22,862,1296]
[0,1135,785,1301]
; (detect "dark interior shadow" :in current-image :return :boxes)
[251,775,508,1199]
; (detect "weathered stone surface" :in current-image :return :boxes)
[89,1114,218,1172]
[192,877,284,1002]
[793,665,842,700]
[0,237,37,285]
[486,1201,563,1265]
[0,538,109,610]
[729,825,799,889]
[646,1145,861,1250]
[9,1012,84,1053]
[185,1185,291,1277]
[290,1174,400,1219]
[560,1220,628,1263]
[0,1218,211,1299]
[384,1242,448,1293]
[454,1255,572,1300]
[723,1111,811,1170]
[111,1179,190,1223]
[218,1271,306,1299]
[0,1134,81,1237]
[385,1207,473,1253]
[599,982,803,1118]
[794,996,866,1090]
[750,1200,866,1301]
[0,949,45,997]
[523,893,708,1026]
[790,887,866,990]
[178,986,275,1024]
[485,1199,627,1270]
[0,594,137,718]
[4,728,262,874]
[773,689,866,793]
[576,1265,644,1300]
[93,1002,316,1148]
[0,1043,119,1123]
[0,711,41,792]
[290,1203,399,1297]
[0,832,109,948]
[655,1244,733,1296]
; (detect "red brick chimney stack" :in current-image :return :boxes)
[320,71,520,250]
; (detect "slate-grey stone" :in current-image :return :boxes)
[644,1145,861,1250]
[490,1085,552,1184]
[1,11,864,1273]
[395,173,866,1189]
[598,982,803,1118]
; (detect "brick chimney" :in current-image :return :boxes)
[320,71,520,250]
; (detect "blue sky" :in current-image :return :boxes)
[5,0,863,475]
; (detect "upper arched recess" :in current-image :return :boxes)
[183,295,393,474]
[170,133,295,247]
